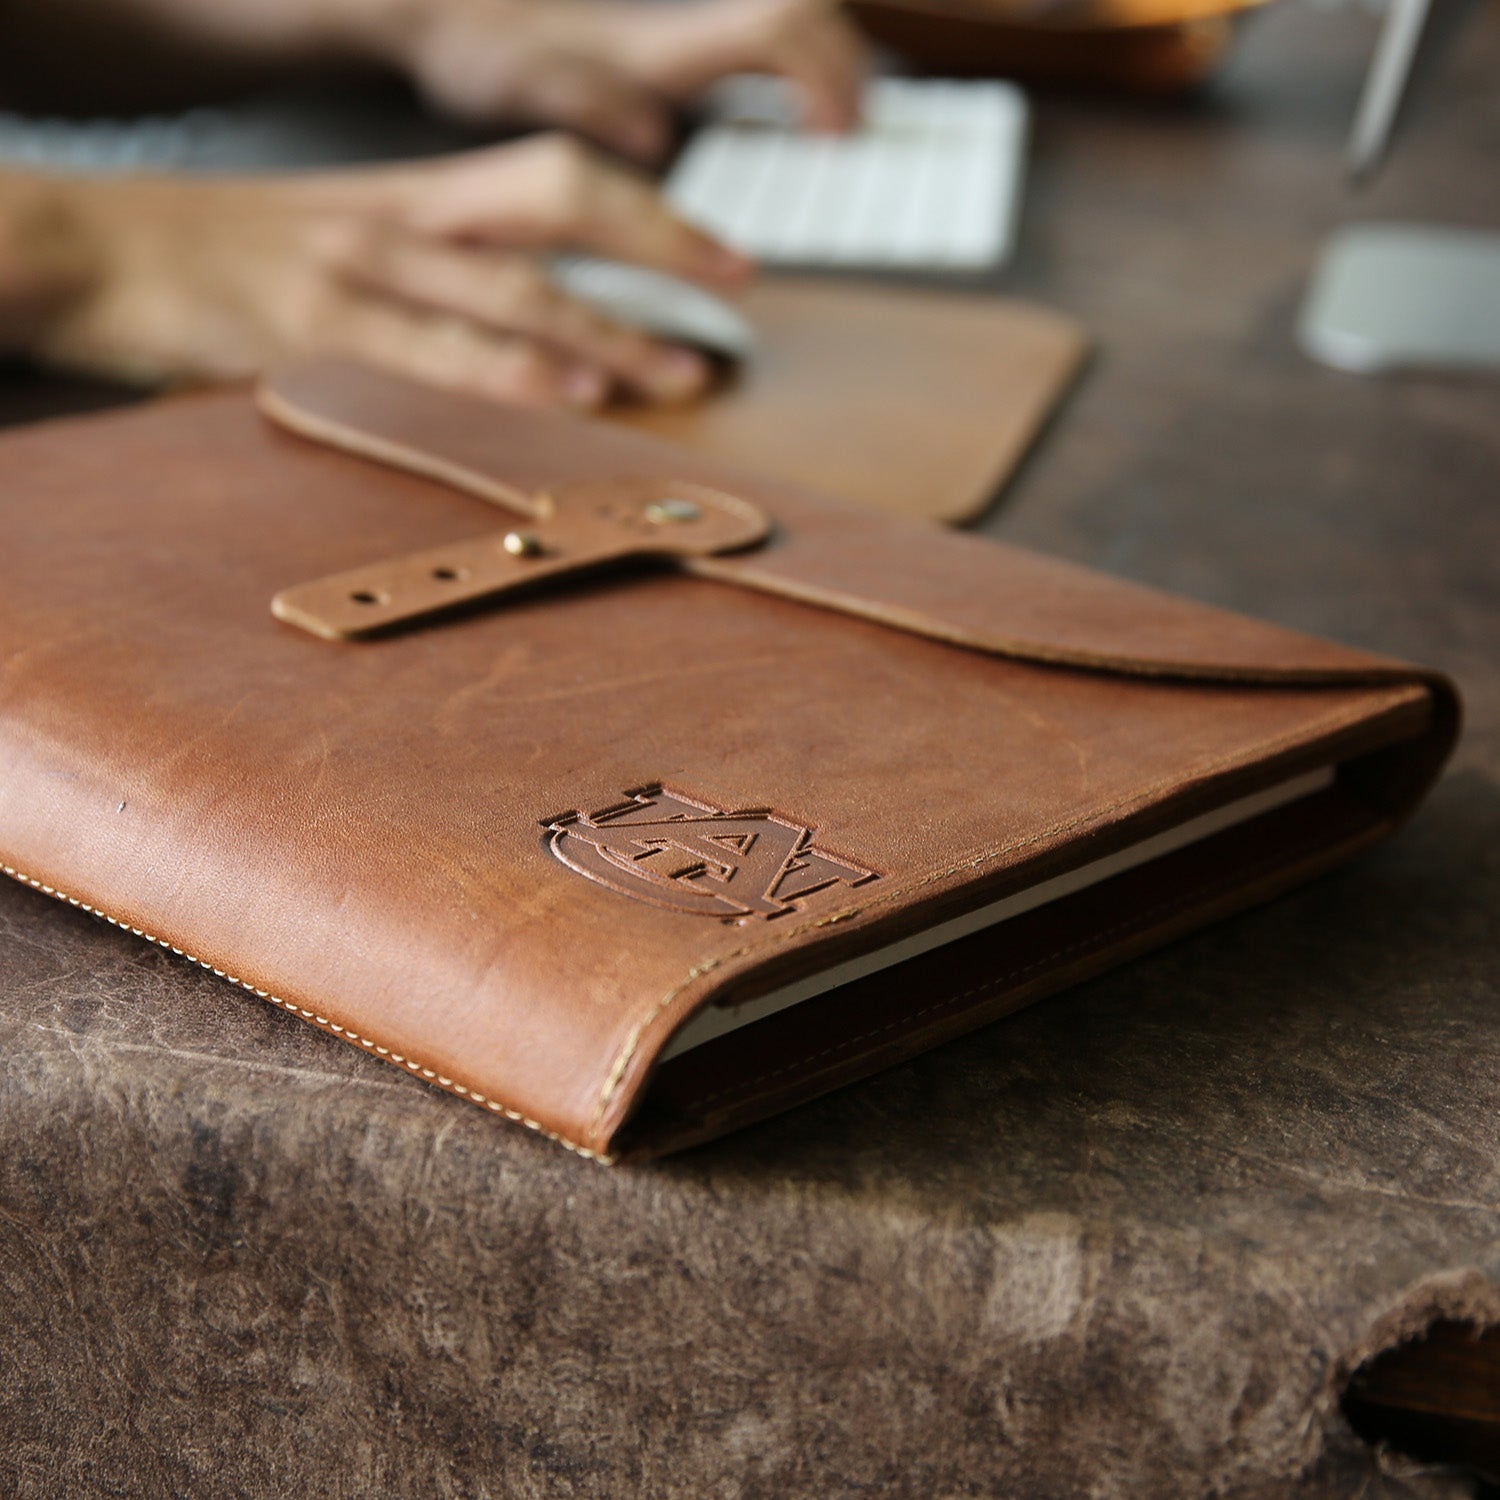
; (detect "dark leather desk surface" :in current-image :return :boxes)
[2,8,1498,1499]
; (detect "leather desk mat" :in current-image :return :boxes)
[610,277,1088,524]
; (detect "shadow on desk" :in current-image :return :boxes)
[0,361,140,429]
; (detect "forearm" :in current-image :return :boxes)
[0,139,740,402]
[0,172,95,356]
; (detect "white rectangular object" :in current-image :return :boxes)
[667,76,1029,272]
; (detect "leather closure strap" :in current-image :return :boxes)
[272,478,770,640]
[254,362,1438,693]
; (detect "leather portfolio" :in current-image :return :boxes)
[0,363,1458,1162]
[610,279,1088,525]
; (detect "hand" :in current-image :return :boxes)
[21,135,754,409]
[390,0,870,161]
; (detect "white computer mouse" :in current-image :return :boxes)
[549,257,756,366]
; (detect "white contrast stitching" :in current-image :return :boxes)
[0,861,614,1165]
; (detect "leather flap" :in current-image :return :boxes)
[261,361,1413,687]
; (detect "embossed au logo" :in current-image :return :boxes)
[545,786,880,922]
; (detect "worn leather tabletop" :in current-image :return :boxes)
[2,7,1498,1498]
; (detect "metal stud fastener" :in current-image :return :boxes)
[502,530,545,558]
[644,498,702,526]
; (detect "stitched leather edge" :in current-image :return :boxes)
[0,692,1436,1160]
[0,860,615,1166]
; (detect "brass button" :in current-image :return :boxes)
[502,530,544,558]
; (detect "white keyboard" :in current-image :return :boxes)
[667,77,1028,273]
[0,110,220,171]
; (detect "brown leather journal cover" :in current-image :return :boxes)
[609,279,1088,525]
[0,364,1457,1162]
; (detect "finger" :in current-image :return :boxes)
[626,0,870,129]
[340,238,711,401]
[774,10,869,132]
[409,136,755,288]
[326,293,612,410]
[505,55,674,166]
